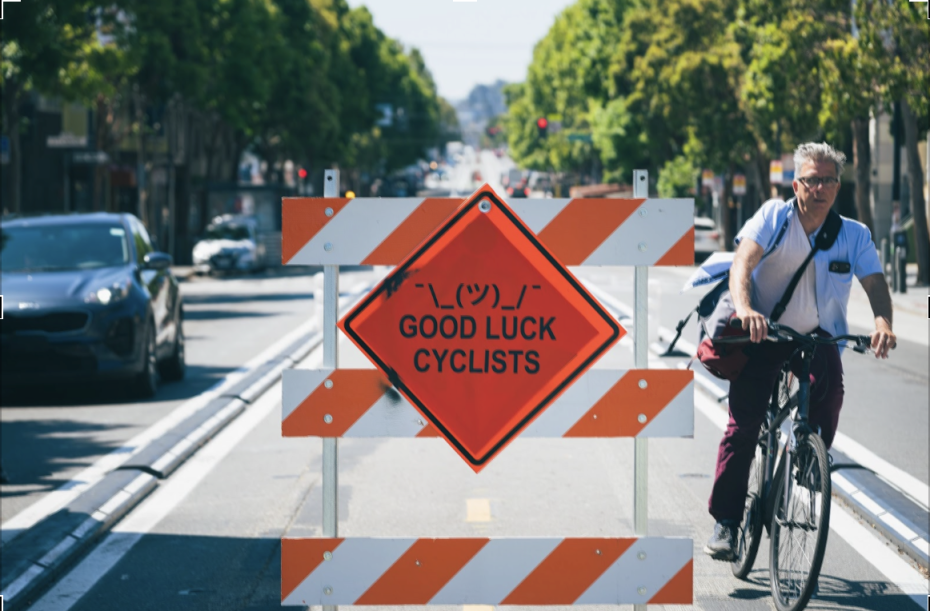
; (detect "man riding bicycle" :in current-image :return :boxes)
[704,142,897,560]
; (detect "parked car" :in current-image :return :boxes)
[0,213,185,397]
[192,215,264,275]
[694,217,721,262]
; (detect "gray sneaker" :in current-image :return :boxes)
[704,520,739,561]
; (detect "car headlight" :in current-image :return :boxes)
[85,278,132,305]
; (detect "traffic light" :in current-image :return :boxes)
[536,117,548,139]
[298,168,308,180]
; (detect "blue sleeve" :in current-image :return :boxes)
[853,225,882,279]
[736,199,780,250]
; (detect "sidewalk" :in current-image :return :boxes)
[889,263,928,318]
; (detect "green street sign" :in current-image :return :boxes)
[566,134,592,143]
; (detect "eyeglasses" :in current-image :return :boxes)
[798,176,839,189]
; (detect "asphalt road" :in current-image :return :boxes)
[1,161,927,609]
[1,261,924,611]
[0,269,321,532]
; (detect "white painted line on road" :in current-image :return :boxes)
[29,379,285,611]
[833,473,927,553]
[832,432,929,511]
[0,321,314,543]
[829,501,929,608]
[1,275,378,545]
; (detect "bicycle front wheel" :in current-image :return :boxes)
[731,442,765,579]
[770,433,831,611]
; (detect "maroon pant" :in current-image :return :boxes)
[708,330,844,522]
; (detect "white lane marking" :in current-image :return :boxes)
[833,473,928,555]
[831,433,929,511]
[583,279,930,509]
[585,279,928,599]
[29,381,284,611]
[0,320,314,543]
[1,276,375,544]
[830,503,929,607]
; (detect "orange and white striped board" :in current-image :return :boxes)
[282,368,693,438]
[282,193,694,267]
[281,536,692,605]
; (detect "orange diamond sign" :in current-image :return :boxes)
[339,186,624,471]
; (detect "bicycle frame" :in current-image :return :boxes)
[759,347,815,534]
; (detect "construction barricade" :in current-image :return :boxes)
[280,170,695,606]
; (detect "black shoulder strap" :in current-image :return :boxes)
[770,209,842,322]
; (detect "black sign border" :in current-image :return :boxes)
[342,188,622,467]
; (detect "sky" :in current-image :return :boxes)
[345,0,577,102]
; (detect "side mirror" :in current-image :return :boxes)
[143,251,172,271]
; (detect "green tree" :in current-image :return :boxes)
[1,0,100,212]
[507,0,631,180]
[615,0,755,246]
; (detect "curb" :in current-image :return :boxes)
[0,328,323,610]
[0,469,157,604]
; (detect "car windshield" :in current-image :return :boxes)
[1,223,131,272]
[204,225,250,240]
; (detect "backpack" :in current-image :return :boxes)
[669,203,842,381]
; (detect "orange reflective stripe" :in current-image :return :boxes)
[282,370,387,436]
[281,198,350,264]
[564,370,691,437]
[648,558,693,604]
[501,538,634,604]
[355,538,488,604]
[280,537,344,601]
[655,226,695,266]
[537,199,641,264]
[361,198,463,265]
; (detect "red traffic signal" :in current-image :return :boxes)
[536,117,548,129]
[298,168,308,179]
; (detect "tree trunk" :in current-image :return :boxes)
[902,100,928,285]
[754,144,771,205]
[852,116,874,232]
[2,80,23,214]
[722,163,736,250]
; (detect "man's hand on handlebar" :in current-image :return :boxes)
[870,320,896,359]
[735,307,768,343]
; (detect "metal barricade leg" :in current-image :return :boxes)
[322,170,340,611]
[633,170,649,611]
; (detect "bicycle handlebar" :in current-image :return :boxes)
[722,317,888,353]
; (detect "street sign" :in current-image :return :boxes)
[46,133,88,148]
[701,169,714,187]
[733,173,746,195]
[769,160,784,184]
[72,151,110,164]
[338,186,624,471]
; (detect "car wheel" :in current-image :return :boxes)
[159,319,186,382]
[131,323,159,398]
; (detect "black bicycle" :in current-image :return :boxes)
[718,319,876,611]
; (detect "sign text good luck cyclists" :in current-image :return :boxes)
[340,186,624,471]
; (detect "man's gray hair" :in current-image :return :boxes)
[794,142,846,176]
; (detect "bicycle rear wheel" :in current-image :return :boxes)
[731,442,765,579]
[770,433,831,611]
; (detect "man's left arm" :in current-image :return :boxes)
[858,273,896,358]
